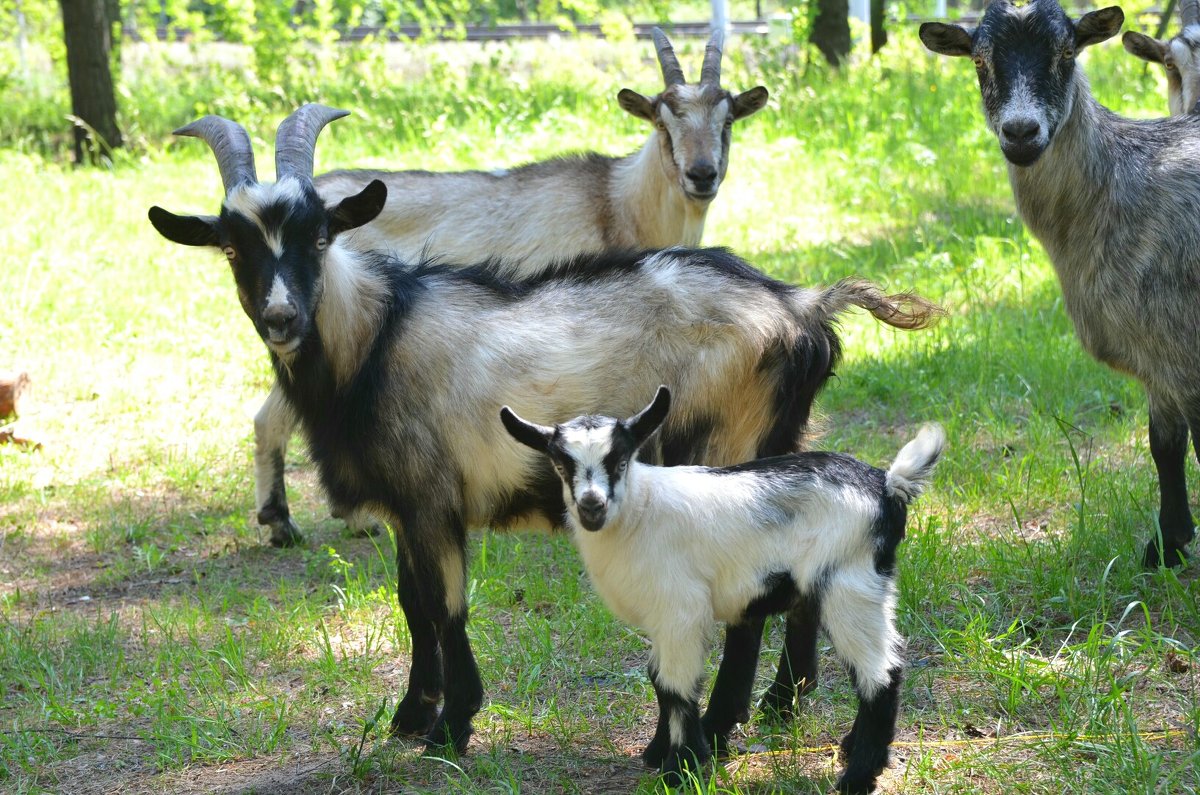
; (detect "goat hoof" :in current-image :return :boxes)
[835,772,877,795]
[390,697,439,737]
[1143,539,1187,569]
[421,716,472,756]
[659,744,711,788]
[268,518,304,548]
[642,735,669,768]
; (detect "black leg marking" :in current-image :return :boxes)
[700,617,765,756]
[760,596,820,718]
[424,609,482,754]
[836,666,902,795]
[646,662,710,788]
[257,449,304,547]
[1145,401,1194,568]
[390,542,443,738]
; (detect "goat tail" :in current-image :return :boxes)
[822,278,945,330]
[885,423,946,504]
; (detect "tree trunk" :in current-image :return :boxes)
[60,0,122,164]
[810,0,850,67]
[870,0,887,54]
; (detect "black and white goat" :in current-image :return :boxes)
[921,0,1200,567]
[501,388,944,793]
[147,105,941,759]
[1123,0,1200,116]
[256,28,770,546]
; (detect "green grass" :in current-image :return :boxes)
[1,27,1198,794]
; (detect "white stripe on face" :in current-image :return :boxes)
[265,273,291,311]
[560,423,616,508]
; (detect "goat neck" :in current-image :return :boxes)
[307,243,392,389]
[1007,72,1111,279]
[610,133,709,248]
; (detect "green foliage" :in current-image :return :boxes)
[1,23,1198,795]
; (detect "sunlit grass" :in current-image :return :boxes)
[0,27,1197,794]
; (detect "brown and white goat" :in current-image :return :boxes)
[148,104,941,768]
[256,29,770,546]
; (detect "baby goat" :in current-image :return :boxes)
[502,388,944,793]
[148,105,942,761]
[922,0,1200,567]
[1124,0,1200,116]
[256,28,769,547]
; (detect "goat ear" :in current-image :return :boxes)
[617,88,657,122]
[329,179,387,238]
[1076,7,1124,50]
[1121,30,1165,63]
[626,386,671,447]
[919,22,973,57]
[148,206,220,247]
[500,406,554,453]
[731,86,769,120]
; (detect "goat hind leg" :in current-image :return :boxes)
[700,617,765,756]
[759,596,820,718]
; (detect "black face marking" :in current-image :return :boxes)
[972,0,1078,165]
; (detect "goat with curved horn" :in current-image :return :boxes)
[700,29,725,85]
[651,27,686,86]
[275,104,351,181]
[173,115,257,194]
[1124,0,1200,115]
[1183,0,1200,27]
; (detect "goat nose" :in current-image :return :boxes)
[578,493,604,512]
[1001,118,1040,144]
[263,302,297,330]
[687,164,718,185]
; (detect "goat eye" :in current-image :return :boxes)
[316,237,328,251]
[971,55,985,70]
[618,461,627,473]
[1061,46,1075,60]
[222,246,236,261]
[1167,62,1179,73]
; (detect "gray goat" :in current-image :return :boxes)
[256,28,770,546]
[921,0,1200,566]
[148,105,940,763]
[1124,0,1200,116]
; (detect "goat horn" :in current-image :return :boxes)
[173,115,257,194]
[1183,0,1200,27]
[701,28,724,85]
[274,104,350,181]
[651,27,687,87]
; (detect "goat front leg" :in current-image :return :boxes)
[254,384,303,547]
[408,514,481,754]
[643,620,711,786]
[389,536,444,738]
[1144,395,1195,568]
[699,617,765,756]
[759,596,821,718]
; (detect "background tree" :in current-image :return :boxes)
[59,0,122,163]
[870,0,886,53]
[810,0,850,66]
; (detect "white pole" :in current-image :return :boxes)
[849,0,870,26]
[711,0,730,37]
[935,0,948,18]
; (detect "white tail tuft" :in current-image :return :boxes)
[885,423,946,504]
